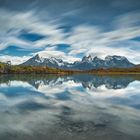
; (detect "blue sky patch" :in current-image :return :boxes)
[0,46,40,56]
[55,44,70,53]
[19,31,46,42]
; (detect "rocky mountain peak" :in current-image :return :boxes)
[82,55,92,62]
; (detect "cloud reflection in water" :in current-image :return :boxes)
[0,74,140,140]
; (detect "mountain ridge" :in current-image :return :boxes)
[21,54,135,70]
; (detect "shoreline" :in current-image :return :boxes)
[0,63,140,75]
[0,72,140,75]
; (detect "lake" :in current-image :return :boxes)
[0,74,140,140]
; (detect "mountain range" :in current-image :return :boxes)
[21,54,135,70]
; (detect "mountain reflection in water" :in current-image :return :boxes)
[0,74,140,140]
[0,74,139,89]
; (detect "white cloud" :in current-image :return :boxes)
[0,8,65,50]
[65,12,140,64]
[36,47,80,63]
[0,55,31,65]
[0,8,140,64]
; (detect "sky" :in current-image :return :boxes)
[0,0,140,64]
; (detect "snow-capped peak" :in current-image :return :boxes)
[32,54,65,66]
[34,54,45,63]
[82,55,93,62]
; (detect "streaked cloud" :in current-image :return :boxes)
[0,0,140,64]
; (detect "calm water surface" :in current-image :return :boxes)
[0,74,140,140]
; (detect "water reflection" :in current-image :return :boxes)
[0,74,139,89]
[0,74,140,140]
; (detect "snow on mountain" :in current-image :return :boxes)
[21,54,135,70]
[21,54,69,68]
